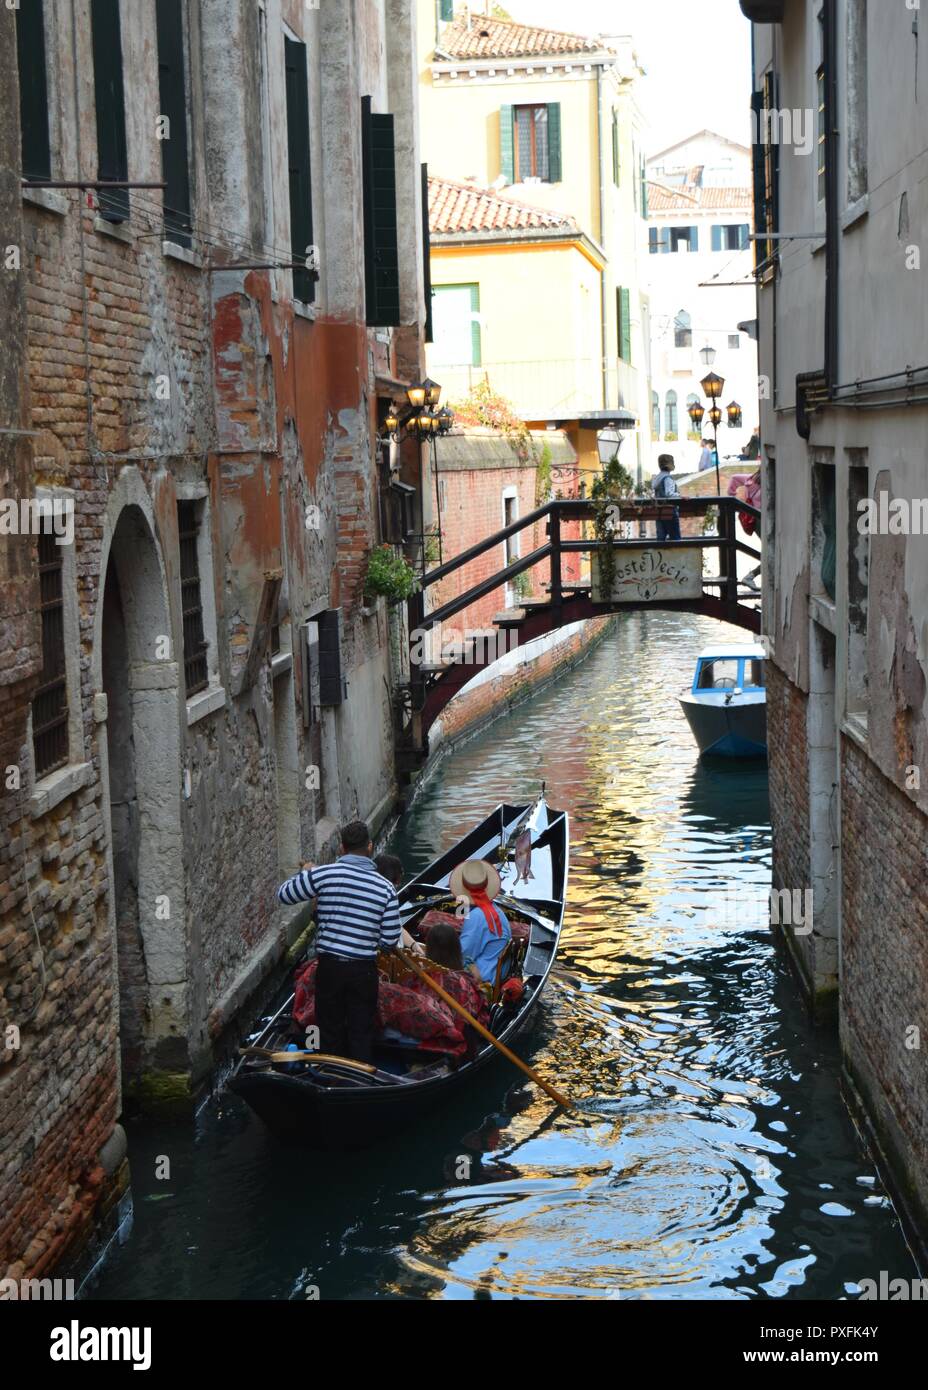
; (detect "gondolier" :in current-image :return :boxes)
[277,821,401,1063]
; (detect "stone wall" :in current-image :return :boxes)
[766,661,814,992]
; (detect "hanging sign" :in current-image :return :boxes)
[591,547,703,603]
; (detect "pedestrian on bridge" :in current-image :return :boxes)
[653,455,682,542]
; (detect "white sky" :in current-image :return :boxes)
[499,0,754,155]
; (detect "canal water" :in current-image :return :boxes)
[92,611,916,1300]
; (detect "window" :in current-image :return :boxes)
[500,103,561,183]
[431,283,480,366]
[612,110,620,185]
[362,95,400,326]
[156,0,192,247]
[846,0,868,204]
[32,522,69,779]
[812,461,836,601]
[617,287,631,363]
[669,225,699,253]
[90,0,129,222]
[697,659,740,690]
[817,64,826,203]
[177,500,209,696]
[285,35,315,305]
[651,391,660,436]
[751,72,779,278]
[665,390,678,436]
[649,226,670,255]
[503,492,519,568]
[674,309,692,349]
[711,224,750,251]
[729,334,741,350]
[16,0,51,181]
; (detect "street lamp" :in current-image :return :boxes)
[699,344,717,368]
[696,371,725,494]
[687,400,705,432]
[726,400,743,430]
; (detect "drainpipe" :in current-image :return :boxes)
[596,64,608,411]
[823,0,839,388]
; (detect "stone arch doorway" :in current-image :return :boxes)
[95,489,187,1104]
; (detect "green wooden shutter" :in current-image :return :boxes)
[470,284,481,366]
[499,105,514,182]
[618,287,631,363]
[439,0,454,20]
[16,0,51,181]
[362,96,401,327]
[611,111,620,185]
[156,0,192,247]
[547,103,561,182]
[711,225,722,252]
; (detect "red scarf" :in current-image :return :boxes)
[467,885,503,936]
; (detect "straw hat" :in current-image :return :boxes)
[449,858,501,904]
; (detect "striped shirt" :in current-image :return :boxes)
[277,854,401,960]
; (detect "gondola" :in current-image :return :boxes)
[227,796,568,1146]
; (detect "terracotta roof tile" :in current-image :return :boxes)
[438,14,601,62]
[428,176,577,235]
[647,184,753,212]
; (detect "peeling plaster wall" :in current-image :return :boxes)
[2,0,425,1283]
[752,3,928,1244]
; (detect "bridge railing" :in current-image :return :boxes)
[407,496,761,636]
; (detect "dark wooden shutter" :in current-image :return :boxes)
[90,0,129,222]
[422,162,433,343]
[16,0,51,181]
[546,103,561,182]
[362,96,400,327]
[499,104,514,182]
[285,35,315,305]
[155,0,192,247]
[317,609,345,706]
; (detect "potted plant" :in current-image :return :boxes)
[362,545,420,609]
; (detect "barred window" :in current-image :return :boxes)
[32,524,69,778]
[177,500,208,696]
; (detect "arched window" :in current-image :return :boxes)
[651,390,660,437]
[674,309,692,348]
[665,390,678,436]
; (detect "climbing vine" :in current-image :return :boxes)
[452,379,540,468]
[590,454,638,597]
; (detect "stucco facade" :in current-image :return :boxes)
[747,0,928,1256]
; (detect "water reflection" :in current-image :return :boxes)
[92,611,915,1301]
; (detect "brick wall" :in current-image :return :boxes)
[840,734,928,1237]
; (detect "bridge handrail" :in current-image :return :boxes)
[417,495,756,592]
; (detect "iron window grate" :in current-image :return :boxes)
[178,500,209,696]
[32,525,69,778]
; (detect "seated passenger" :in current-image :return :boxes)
[375,853,423,955]
[423,921,490,1027]
[449,859,511,985]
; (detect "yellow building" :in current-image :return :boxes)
[418,2,653,478]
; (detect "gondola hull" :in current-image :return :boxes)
[228,799,568,1147]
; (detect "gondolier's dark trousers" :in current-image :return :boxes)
[315,953,378,1064]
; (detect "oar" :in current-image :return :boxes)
[393,948,574,1112]
[239,1046,377,1074]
